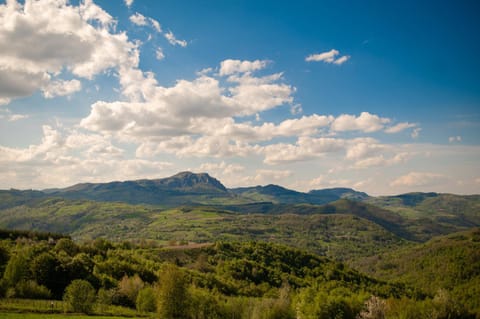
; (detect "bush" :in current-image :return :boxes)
[14,280,51,299]
[63,279,96,314]
[136,286,156,313]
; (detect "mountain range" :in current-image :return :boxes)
[1,171,478,249]
[37,171,369,206]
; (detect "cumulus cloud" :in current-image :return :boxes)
[130,12,147,26]
[42,79,82,98]
[390,172,446,187]
[219,59,269,76]
[0,124,173,189]
[331,112,390,133]
[124,0,134,8]
[0,0,139,104]
[306,49,350,65]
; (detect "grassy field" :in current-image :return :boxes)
[0,314,143,319]
[0,298,145,318]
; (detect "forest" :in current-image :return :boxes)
[0,228,479,318]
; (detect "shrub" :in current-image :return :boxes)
[63,279,96,314]
[14,280,51,299]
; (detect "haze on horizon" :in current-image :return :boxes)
[0,0,479,196]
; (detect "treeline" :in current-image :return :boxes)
[0,228,69,241]
[0,229,477,318]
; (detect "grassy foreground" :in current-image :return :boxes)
[0,314,139,319]
[0,298,146,318]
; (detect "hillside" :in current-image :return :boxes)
[353,228,480,313]
[0,197,408,261]
[365,193,480,241]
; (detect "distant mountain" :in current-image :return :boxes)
[365,192,480,241]
[230,185,368,205]
[230,184,313,204]
[308,187,369,202]
[49,171,233,205]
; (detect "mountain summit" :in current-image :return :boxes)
[50,172,229,205]
[155,171,227,193]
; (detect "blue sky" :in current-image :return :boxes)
[0,0,479,195]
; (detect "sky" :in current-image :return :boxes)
[0,0,479,195]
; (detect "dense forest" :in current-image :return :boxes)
[0,228,478,318]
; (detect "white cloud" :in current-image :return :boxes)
[333,55,350,65]
[390,172,446,187]
[155,48,165,60]
[164,31,187,47]
[149,18,162,33]
[331,112,390,133]
[130,12,147,26]
[0,124,173,189]
[219,59,269,76]
[345,139,385,160]
[449,136,462,143]
[199,161,245,176]
[0,108,28,122]
[385,122,417,133]
[124,0,134,8]
[0,0,139,104]
[129,13,161,33]
[306,49,350,65]
[411,127,421,139]
[42,79,82,98]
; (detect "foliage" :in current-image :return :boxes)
[135,286,156,313]
[156,264,190,319]
[62,279,96,314]
[0,227,476,317]
[12,280,51,299]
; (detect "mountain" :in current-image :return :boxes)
[230,184,313,204]
[230,185,368,205]
[308,187,369,202]
[48,171,234,205]
[365,192,480,241]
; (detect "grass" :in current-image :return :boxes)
[0,314,143,319]
[0,298,146,318]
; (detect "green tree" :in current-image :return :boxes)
[157,264,190,319]
[30,252,66,297]
[136,286,156,313]
[54,238,79,256]
[117,274,145,308]
[63,279,96,314]
[3,251,29,286]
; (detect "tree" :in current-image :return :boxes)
[63,279,96,314]
[54,238,79,256]
[357,296,386,319]
[3,251,29,287]
[117,274,144,308]
[157,264,190,319]
[136,286,156,313]
[30,252,65,298]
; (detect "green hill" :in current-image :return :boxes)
[353,228,480,313]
